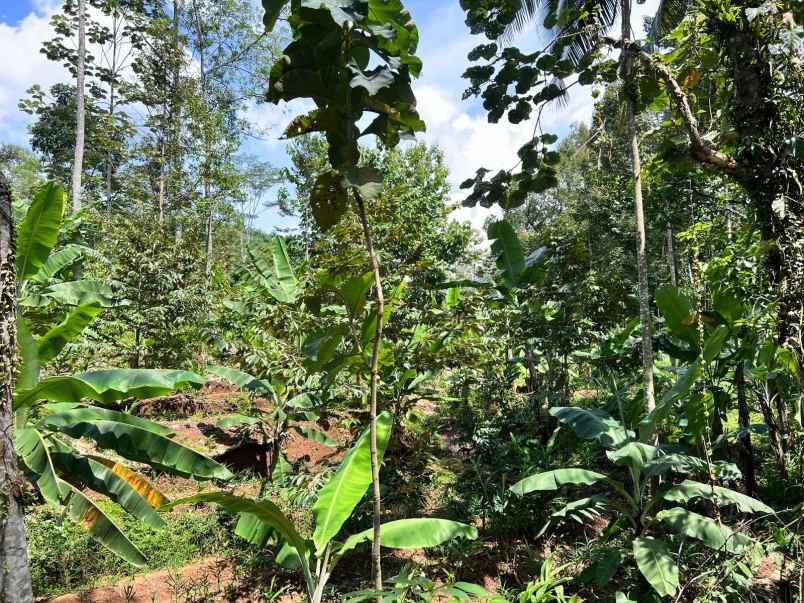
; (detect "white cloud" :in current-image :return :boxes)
[0,7,69,143]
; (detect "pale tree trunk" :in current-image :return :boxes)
[622,0,655,414]
[666,223,677,288]
[105,8,119,213]
[71,0,87,214]
[0,175,34,602]
[193,3,214,276]
[354,193,384,597]
[158,139,166,224]
[205,198,213,275]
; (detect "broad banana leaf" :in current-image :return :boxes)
[510,468,609,496]
[30,243,88,283]
[16,317,39,391]
[550,407,632,449]
[207,365,272,395]
[488,219,525,291]
[605,441,657,470]
[16,427,65,505]
[269,236,299,301]
[633,536,678,598]
[14,376,98,411]
[90,456,169,510]
[60,480,147,567]
[37,303,102,363]
[338,518,478,559]
[49,445,166,529]
[312,412,393,554]
[662,480,773,514]
[16,182,66,282]
[657,507,754,554]
[294,425,336,447]
[655,287,698,347]
[39,418,232,480]
[216,414,261,429]
[44,280,120,307]
[41,404,176,437]
[75,369,207,402]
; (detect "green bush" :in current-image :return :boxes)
[27,502,233,597]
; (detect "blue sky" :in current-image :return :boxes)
[0,0,656,234]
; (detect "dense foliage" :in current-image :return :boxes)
[0,0,802,601]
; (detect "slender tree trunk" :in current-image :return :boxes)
[354,193,384,597]
[666,223,677,288]
[0,175,34,602]
[205,200,213,275]
[735,359,757,495]
[71,0,87,214]
[105,9,119,213]
[622,0,655,414]
[759,385,788,480]
[158,139,166,224]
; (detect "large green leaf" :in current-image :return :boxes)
[60,480,147,567]
[14,376,99,410]
[662,480,773,514]
[49,444,166,529]
[30,244,88,283]
[639,362,700,442]
[487,220,525,291]
[41,403,176,437]
[338,518,478,558]
[312,412,393,554]
[37,303,102,363]
[606,441,657,471]
[656,287,698,347]
[16,317,39,391]
[161,492,308,562]
[16,182,66,282]
[510,468,609,496]
[269,236,299,301]
[633,536,679,598]
[75,369,207,402]
[40,418,232,480]
[44,280,120,307]
[657,507,754,554]
[16,427,65,506]
[207,365,272,395]
[550,407,631,449]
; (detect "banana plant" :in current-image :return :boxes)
[164,413,477,603]
[14,183,233,567]
[511,406,774,599]
[208,364,335,482]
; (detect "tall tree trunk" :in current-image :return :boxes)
[622,0,655,414]
[759,385,788,480]
[205,200,213,275]
[735,359,757,496]
[666,223,677,288]
[354,193,384,597]
[105,9,119,213]
[158,139,166,224]
[0,175,34,602]
[71,0,87,214]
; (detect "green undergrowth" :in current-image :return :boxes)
[27,501,234,598]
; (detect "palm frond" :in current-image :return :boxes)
[503,0,546,40]
[648,0,692,43]
[503,0,620,67]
